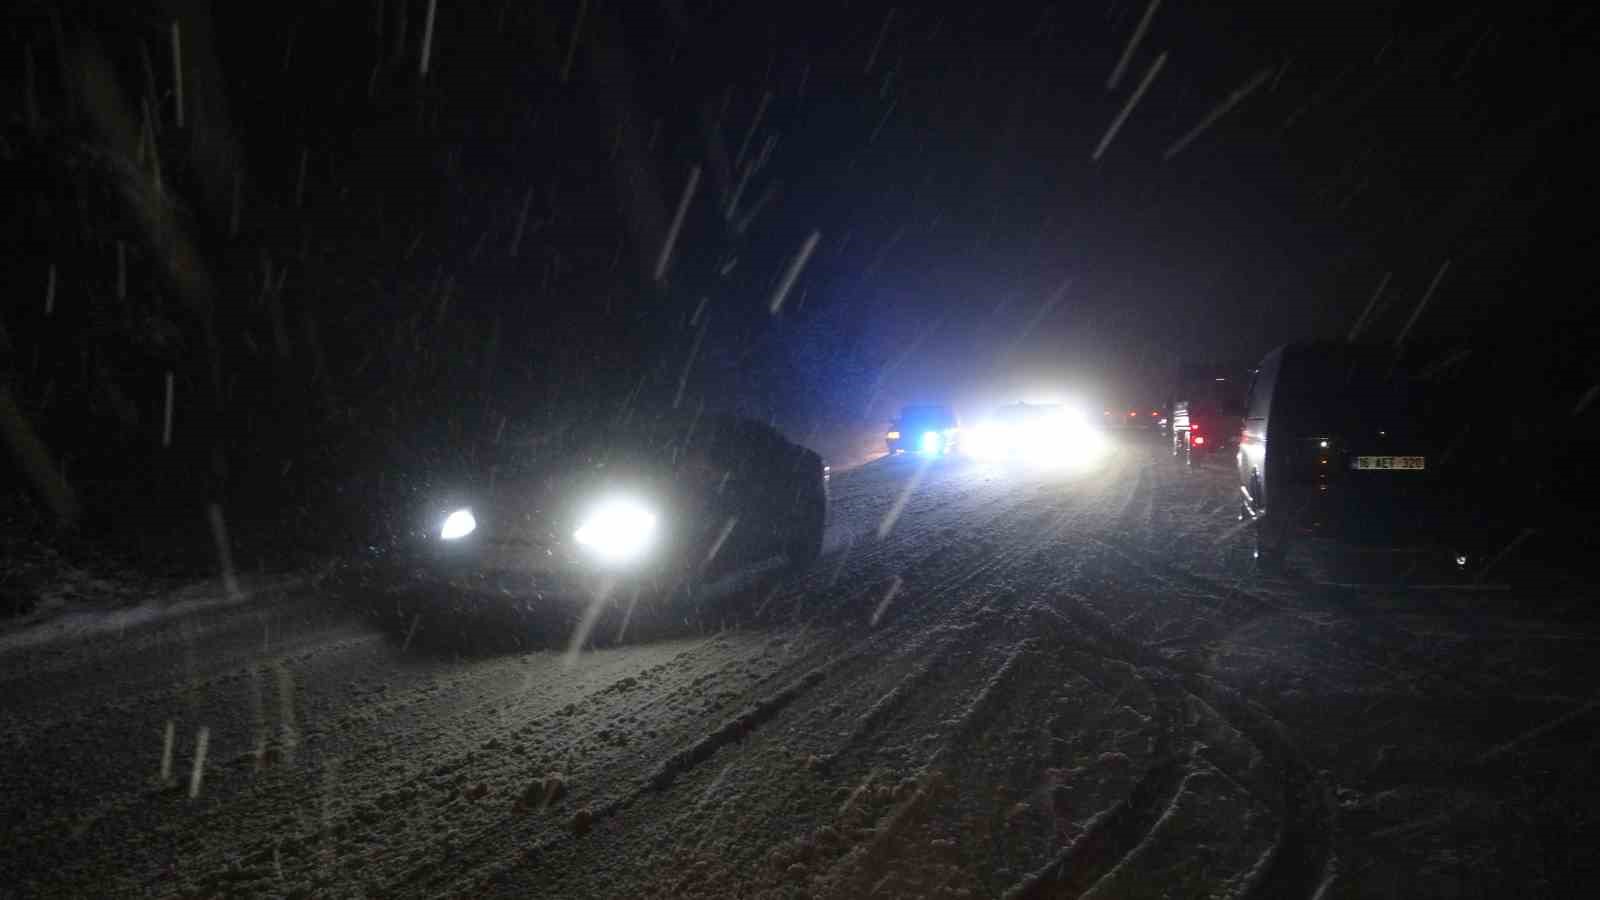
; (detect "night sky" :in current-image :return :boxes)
[7,1,1597,432]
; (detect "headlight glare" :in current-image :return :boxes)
[966,423,1010,460]
[440,508,477,541]
[574,496,659,565]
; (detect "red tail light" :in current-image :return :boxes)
[1194,436,1206,446]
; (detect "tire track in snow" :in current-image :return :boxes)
[816,642,954,770]
[1031,587,1336,900]
[716,478,1088,756]
[811,461,1002,578]
[812,527,1064,769]
[428,603,988,897]
[1095,531,1516,702]
[823,604,1185,899]
[1048,460,1338,898]
[1005,753,1189,899]
[927,638,1037,764]
[168,638,733,897]
[1088,534,1286,649]
[812,466,1127,740]
[436,470,1124,896]
[821,638,1041,896]
[786,473,1076,626]
[796,461,1193,896]
[417,526,1045,897]
[648,667,828,790]
[0,621,434,893]
[630,483,1062,783]
[896,603,1193,900]
[367,456,1128,896]
[1112,458,1152,529]
[381,639,816,896]
[0,613,377,741]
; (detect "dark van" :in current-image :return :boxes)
[1170,364,1249,464]
[1236,342,1466,568]
[887,404,961,456]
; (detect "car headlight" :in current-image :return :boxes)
[440,508,477,541]
[886,430,901,439]
[919,430,944,455]
[573,495,659,565]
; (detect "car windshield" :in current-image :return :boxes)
[7,5,1592,899]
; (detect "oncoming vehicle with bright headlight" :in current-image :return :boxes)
[886,404,961,457]
[387,412,827,618]
[965,402,1107,468]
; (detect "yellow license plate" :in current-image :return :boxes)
[1355,455,1425,470]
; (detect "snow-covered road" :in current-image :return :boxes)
[3,434,1595,898]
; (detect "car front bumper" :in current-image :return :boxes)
[378,531,688,606]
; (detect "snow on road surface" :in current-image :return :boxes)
[2,435,1596,898]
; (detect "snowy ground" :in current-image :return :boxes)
[2,434,1595,899]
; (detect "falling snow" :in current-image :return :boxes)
[2,2,1596,898]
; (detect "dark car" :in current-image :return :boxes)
[886,404,961,456]
[378,412,827,610]
[1236,341,1473,569]
[1170,366,1249,464]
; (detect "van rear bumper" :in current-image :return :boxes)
[1273,482,1477,548]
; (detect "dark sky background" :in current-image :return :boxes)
[9,0,1598,433]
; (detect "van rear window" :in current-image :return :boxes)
[1276,350,1431,426]
[1183,379,1248,413]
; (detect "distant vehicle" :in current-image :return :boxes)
[966,402,1106,467]
[1102,406,1163,430]
[379,412,827,607]
[1236,342,1464,569]
[887,404,961,456]
[1170,365,1249,464]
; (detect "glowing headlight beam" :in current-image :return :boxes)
[964,409,1109,470]
[440,508,476,541]
[965,424,1013,461]
[574,496,659,565]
